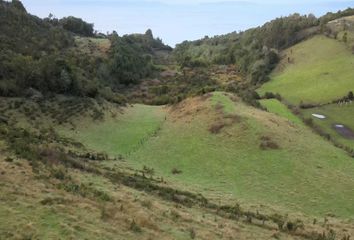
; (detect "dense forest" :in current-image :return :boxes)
[0,0,171,101]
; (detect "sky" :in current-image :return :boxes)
[21,0,354,46]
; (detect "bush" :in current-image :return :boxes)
[171,168,182,175]
[209,122,226,134]
[189,228,196,239]
[264,92,276,99]
[304,118,314,126]
[50,166,67,180]
[130,220,142,233]
[260,136,280,150]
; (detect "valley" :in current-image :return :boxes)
[1,1,354,239]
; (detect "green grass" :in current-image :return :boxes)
[258,35,354,105]
[60,104,166,157]
[260,99,303,125]
[210,91,236,114]
[302,103,354,150]
[61,92,354,218]
[128,93,354,217]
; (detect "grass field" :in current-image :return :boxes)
[63,92,354,218]
[60,104,166,157]
[260,99,303,125]
[302,103,354,150]
[258,35,354,105]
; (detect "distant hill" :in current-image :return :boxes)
[258,35,354,105]
[0,0,171,100]
[173,8,354,86]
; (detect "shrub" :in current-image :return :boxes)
[299,102,317,109]
[259,136,279,150]
[270,214,286,230]
[304,118,314,126]
[4,156,14,162]
[209,122,226,134]
[189,228,196,239]
[142,166,155,177]
[141,200,152,209]
[50,166,67,180]
[264,92,276,99]
[170,210,181,221]
[171,168,182,175]
[130,220,142,233]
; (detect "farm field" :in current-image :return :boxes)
[258,35,354,105]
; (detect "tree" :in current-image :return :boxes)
[59,16,94,37]
[145,29,153,39]
[11,0,26,12]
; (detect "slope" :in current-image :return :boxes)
[4,99,351,240]
[63,92,354,218]
[258,35,354,105]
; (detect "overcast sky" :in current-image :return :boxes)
[21,0,354,46]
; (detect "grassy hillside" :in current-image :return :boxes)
[60,104,166,156]
[258,35,354,105]
[63,92,354,218]
[3,146,295,240]
[3,129,352,240]
[260,99,303,125]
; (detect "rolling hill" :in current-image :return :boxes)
[258,35,354,105]
[61,92,354,218]
[2,1,354,239]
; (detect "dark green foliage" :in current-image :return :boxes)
[0,1,73,56]
[0,0,102,97]
[130,220,142,233]
[0,1,171,102]
[319,8,354,25]
[107,30,171,86]
[174,13,321,84]
[171,168,182,175]
[108,34,154,85]
[59,16,94,37]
